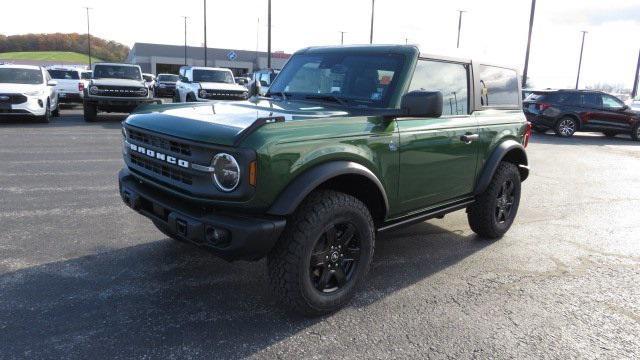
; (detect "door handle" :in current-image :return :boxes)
[460,134,480,144]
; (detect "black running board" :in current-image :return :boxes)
[377,197,475,233]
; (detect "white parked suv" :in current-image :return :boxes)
[174,66,248,102]
[47,66,86,105]
[83,63,157,122]
[0,64,59,122]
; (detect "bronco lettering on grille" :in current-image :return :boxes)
[129,143,189,168]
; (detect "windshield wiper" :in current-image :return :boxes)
[304,94,349,106]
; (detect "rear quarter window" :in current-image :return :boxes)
[478,65,519,107]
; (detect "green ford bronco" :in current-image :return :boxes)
[118,45,531,315]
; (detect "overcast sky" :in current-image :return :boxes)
[2,0,639,89]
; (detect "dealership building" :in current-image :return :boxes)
[126,42,290,76]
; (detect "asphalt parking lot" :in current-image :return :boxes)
[1,107,639,359]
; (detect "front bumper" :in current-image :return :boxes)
[154,86,175,97]
[85,96,160,112]
[0,96,47,116]
[118,168,286,261]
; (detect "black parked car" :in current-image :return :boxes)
[524,90,640,140]
[153,73,179,98]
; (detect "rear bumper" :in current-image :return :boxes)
[524,112,556,128]
[58,92,83,103]
[118,168,286,261]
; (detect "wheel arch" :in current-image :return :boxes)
[475,139,529,195]
[267,161,389,224]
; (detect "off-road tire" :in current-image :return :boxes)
[467,162,521,239]
[554,117,578,137]
[267,190,375,316]
[83,101,97,122]
[186,93,197,102]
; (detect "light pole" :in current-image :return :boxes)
[203,0,207,67]
[522,0,536,88]
[267,0,272,69]
[575,31,587,90]
[84,7,92,67]
[182,16,189,66]
[632,49,640,98]
[340,31,346,45]
[456,10,466,49]
[369,0,375,44]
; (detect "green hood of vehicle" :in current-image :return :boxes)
[124,99,351,146]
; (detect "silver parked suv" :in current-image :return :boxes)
[83,63,158,122]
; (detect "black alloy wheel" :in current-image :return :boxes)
[309,221,361,293]
[495,179,515,224]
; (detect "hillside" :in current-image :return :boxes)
[0,33,129,62]
[0,51,101,63]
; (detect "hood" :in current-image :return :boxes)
[0,83,43,93]
[125,98,350,146]
[91,78,146,87]
[199,82,248,92]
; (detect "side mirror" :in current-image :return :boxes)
[179,76,190,83]
[249,80,261,97]
[47,80,58,87]
[399,91,443,118]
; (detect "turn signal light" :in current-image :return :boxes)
[249,161,257,187]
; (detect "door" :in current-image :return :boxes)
[596,94,634,131]
[397,59,479,213]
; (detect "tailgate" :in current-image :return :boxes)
[55,80,80,93]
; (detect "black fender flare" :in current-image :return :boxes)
[267,161,389,217]
[475,140,529,195]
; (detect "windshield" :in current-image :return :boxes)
[0,68,43,84]
[193,70,234,83]
[48,69,80,80]
[93,65,142,80]
[157,74,179,82]
[81,71,92,80]
[143,75,154,82]
[268,53,405,108]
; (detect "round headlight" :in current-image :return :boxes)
[89,85,99,94]
[212,153,240,192]
[199,89,208,99]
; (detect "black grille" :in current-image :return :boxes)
[202,89,247,100]
[92,86,147,98]
[128,128,191,156]
[130,153,193,185]
[0,94,27,104]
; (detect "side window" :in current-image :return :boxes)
[478,65,519,107]
[581,93,602,109]
[602,95,624,110]
[259,72,271,86]
[408,60,469,115]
